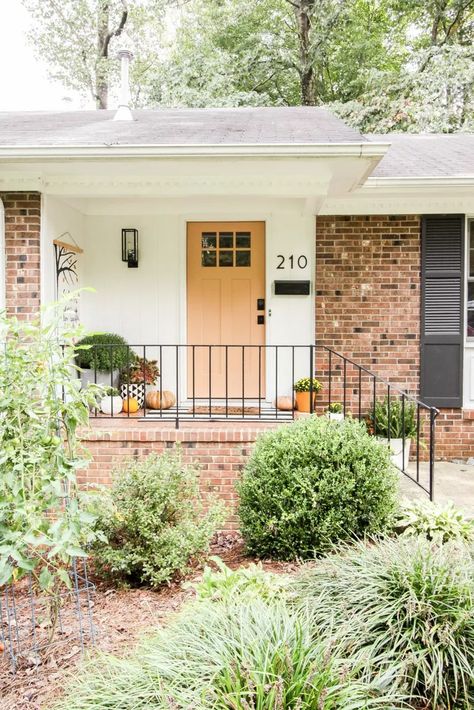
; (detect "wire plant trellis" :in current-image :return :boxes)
[0,558,96,673]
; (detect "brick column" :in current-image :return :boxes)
[0,192,41,318]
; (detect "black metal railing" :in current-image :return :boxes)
[81,343,438,499]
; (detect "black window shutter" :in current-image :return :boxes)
[420,215,465,408]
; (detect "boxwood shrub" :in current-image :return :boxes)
[238,416,398,559]
[75,332,130,371]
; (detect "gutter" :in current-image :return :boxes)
[365,175,474,189]
[0,142,391,160]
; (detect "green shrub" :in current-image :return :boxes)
[238,417,398,559]
[326,401,343,414]
[397,498,474,543]
[293,376,322,392]
[56,601,406,709]
[91,451,225,587]
[367,397,417,439]
[294,536,474,708]
[186,555,290,603]
[75,333,130,371]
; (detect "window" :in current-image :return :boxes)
[468,221,474,338]
[201,230,251,267]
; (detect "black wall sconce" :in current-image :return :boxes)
[122,228,138,268]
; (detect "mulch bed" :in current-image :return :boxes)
[0,535,298,710]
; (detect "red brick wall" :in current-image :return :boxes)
[315,214,474,461]
[0,192,41,318]
[80,423,282,530]
[316,215,421,392]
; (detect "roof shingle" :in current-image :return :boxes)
[368,133,474,178]
[0,107,366,146]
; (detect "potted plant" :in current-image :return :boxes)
[100,387,123,416]
[75,333,130,389]
[367,397,417,471]
[326,402,344,421]
[293,377,322,413]
[120,356,160,408]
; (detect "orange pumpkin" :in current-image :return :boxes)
[275,396,295,411]
[145,390,176,410]
[122,397,139,414]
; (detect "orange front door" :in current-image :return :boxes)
[187,221,265,399]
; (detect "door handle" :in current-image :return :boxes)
[257,298,265,310]
[257,315,265,325]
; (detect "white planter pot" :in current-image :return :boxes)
[120,382,146,407]
[80,368,119,389]
[100,395,123,416]
[378,437,411,471]
[326,412,344,422]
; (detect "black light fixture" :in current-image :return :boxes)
[122,228,138,268]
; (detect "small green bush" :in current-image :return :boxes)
[367,396,417,439]
[397,498,474,543]
[238,417,398,559]
[294,536,474,708]
[186,556,290,603]
[293,376,322,392]
[75,333,130,371]
[56,601,405,709]
[91,451,225,587]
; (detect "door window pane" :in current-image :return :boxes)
[219,233,233,248]
[201,233,216,249]
[236,250,251,266]
[202,250,216,267]
[236,232,251,248]
[219,250,233,267]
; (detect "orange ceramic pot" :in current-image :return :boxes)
[295,391,316,413]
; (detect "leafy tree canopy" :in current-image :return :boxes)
[22,0,474,131]
[149,0,474,132]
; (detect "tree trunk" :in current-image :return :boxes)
[295,0,316,105]
[96,1,110,109]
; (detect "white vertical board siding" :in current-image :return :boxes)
[49,200,316,400]
[41,196,85,309]
[265,211,315,398]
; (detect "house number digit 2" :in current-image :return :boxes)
[276,254,308,269]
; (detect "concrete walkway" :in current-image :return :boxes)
[399,461,474,517]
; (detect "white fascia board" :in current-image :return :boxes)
[0,142,390,160]
[365,175,474,190]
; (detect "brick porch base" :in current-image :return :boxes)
[79,420,284,530]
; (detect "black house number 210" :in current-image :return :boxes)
[276,254,308,270]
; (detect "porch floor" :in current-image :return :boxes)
[92,400,295,425]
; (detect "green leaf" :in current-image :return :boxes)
[57,567,72,589]
[0,560,14,586]
[65,546,88,558]
[39,566,53,591]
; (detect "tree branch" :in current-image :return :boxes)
[103,1,129,58]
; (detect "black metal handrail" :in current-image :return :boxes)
[81,343,438,500]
